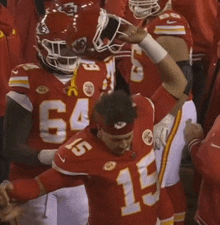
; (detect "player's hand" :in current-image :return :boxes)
[184,119,204,145]
[153,114,174,150]
[117,25,148,44]
[0,180,13,206]
[0,203,24,222]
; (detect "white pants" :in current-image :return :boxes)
[155,100,197,187]
[17,185,89,225]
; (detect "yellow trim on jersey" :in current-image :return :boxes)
[154,25,186,35]
[12,29,16,35]
[0,30,5,38]
[67,68,78,96]
[174,212,186,222]
[158,110,182,184]
[9,77,30,88]
[161,220,174,225]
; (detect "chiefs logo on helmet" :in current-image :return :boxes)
[57,2,78,16]
[71,37,87,54]
[36,21,49,35]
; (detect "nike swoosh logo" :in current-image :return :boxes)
[167,20,177,24]
[12,70,19,74]
[58,153,66,163]
[210,143,220,149]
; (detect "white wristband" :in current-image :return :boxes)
[38,149,58,165]
[139,34,168,64]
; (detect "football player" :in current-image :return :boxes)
[0,23,189,224]
[173,0,218,117]
[184,117,220,225]
[120,0,197,224]
[2,3,115,225]
[0,4,22,225]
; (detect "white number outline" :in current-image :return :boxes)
[117,149,159,216]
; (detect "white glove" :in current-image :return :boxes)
[38,149,58,165]
[153,114,174,150]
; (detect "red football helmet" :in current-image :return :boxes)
[129,0,172,19]
[47,0,97,16]
[36,10,80,74]
[65,5,132,60]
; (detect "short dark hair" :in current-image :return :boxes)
[93,90,137,125]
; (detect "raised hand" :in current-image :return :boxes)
[184,119,204,145]
[117,25,148,44]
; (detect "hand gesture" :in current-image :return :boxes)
[117,25,148,44]
[0,180,13,206]
[0,203,24,222]
[184,119,204,145]
[153,114,174,150]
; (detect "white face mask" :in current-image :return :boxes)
[93,8,132,54]
[129,0,160,19]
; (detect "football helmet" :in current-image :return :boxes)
[129,0,172,19]
[66,5,132,60]
[36,10,79,74]
[48,0,97,16]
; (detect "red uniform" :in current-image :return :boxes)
[8,86,178,225]
[127,10,192,97]
[104,0,140,26]
[189,115,220,225]
[173,0,218,59]
[0,4,21,117]
[8,57,115,180]
[42,88,177,225]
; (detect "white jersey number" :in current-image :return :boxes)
[40,99,89,144]
[117,149,159,216]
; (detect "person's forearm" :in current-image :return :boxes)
[8,179,41,202]
[139,34,187,98]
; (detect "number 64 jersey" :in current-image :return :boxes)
[7,57,115,179]
[52,91,178,225]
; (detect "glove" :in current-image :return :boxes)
[0,180,13,206]
[0,203,24,222]
[153,114,174,150]
[38,149,58,165]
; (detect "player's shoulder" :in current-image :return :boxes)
[9,63,43,90]
[80,56,115,71]
[132,93,155,111]
[57,127,98,161]
[11,63,41,78]
[155,10,187,24]
[149,10,190,35]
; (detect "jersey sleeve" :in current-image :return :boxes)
[52,130,97,176]
[8,63,40,94]
[150,86,178,124]
[148,10,193,52]
[191,116,220,183]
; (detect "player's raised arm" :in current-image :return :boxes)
[118,25,187,99]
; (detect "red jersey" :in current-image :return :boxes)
[104,0,140,26]
[127,10,192,97]
[52,91,177,225]
[8,57,115,179]
[8,0,39,63]
[173,0,218,57]
[190,115,220,224]
[0,5,21,116]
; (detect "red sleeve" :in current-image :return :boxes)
[37,169,78,193]
[191,116,220,183]
[104,0,127,17]
[150,86,178,123]
[11,0,38,62]
[104,0,140,25]
[8,179,40,202]
[8,169,76,202]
